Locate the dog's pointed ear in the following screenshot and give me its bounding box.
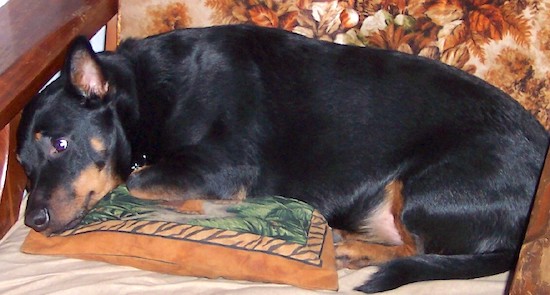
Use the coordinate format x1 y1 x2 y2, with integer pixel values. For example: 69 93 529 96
64 36 109 100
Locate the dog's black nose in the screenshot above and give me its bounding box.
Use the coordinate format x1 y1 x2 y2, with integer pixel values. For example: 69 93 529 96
25 208 50 232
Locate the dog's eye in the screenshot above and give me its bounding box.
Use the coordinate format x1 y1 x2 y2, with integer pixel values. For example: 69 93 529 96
51 138 69 153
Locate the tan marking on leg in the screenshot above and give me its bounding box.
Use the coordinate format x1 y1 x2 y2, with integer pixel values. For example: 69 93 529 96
127 166 182 200
129 186 203 201
205 187 248 205
335 180 419 269
388 181 418 254
162 199 205 214
90 137 106 153
355 181 404 245
232 186 247 200
130 188 175 200
129 186 243 202
128 167 248 202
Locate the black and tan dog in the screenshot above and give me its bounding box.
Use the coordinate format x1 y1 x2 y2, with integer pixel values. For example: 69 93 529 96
17 25 548 292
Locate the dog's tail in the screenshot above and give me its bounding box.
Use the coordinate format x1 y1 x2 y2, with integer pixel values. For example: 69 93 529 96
356 251 515 293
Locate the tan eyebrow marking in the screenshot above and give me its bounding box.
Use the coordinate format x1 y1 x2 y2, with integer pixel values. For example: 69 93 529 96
90 137 106 153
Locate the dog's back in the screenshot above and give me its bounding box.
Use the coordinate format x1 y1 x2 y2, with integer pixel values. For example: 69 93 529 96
118 25 546 211
18 25 549 292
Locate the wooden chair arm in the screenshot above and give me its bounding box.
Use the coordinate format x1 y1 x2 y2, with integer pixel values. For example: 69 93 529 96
509 147 550 294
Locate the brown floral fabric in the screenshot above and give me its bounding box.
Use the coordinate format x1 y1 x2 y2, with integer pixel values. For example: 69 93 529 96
119 0 550 129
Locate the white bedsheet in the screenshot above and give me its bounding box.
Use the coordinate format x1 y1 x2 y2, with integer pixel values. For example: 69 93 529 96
0 201 508 295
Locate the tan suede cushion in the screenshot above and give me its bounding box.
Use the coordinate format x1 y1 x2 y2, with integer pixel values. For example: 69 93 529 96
21 187 338 290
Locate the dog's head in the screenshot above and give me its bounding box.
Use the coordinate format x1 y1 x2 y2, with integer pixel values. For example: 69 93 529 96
17 37 135 235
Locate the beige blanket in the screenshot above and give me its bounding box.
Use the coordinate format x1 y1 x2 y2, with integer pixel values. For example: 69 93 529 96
0 200 508 295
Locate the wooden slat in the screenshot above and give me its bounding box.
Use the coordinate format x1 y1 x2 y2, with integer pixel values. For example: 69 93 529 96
0 116 25 239
105 15 120 51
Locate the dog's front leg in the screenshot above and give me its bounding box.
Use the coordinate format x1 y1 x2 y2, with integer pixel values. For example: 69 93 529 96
125 150 257 202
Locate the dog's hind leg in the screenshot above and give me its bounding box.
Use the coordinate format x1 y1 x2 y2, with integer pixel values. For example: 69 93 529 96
354 140 542 293
350 178 521 293
334 181 420 269
334 233 419 269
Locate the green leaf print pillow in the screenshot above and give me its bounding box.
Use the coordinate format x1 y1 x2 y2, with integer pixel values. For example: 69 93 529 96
21 186 338 291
